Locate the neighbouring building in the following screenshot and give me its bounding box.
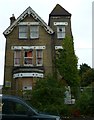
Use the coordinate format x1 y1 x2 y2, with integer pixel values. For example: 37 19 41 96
3 4 72 93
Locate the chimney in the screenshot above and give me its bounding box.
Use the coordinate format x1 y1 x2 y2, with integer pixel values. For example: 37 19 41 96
10 14 16 25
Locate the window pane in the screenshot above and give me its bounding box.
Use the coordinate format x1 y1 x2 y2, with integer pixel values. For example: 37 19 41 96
14 58 20 65
58 32 65 38
57 26 65 39
14 51 21 58
30 26 39 39
2 100 28 115
24 51 33 66
24 58 33 64
37 50 42 58
19 26 27 32
14 51 21 66
19 33 27 39
19 26 28 39
37 58 42 65
36 50 43 66
30 32 39 38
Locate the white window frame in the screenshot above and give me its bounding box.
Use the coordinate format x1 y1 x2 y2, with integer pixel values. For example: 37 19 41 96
14 51 21 66
24 50 33 66
30 25 39 39
36 50 43 66
57 26 65 39
19 25 28 39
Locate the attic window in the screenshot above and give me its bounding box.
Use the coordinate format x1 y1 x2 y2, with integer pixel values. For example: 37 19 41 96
30 26 39 39
57 26 65 39
18 23 39 39
19 25 28 39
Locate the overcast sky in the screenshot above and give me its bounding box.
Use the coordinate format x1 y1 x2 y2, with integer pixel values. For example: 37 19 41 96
0 0 93 85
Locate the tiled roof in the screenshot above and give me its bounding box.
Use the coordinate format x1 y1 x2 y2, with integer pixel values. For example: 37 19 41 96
49 4 71 16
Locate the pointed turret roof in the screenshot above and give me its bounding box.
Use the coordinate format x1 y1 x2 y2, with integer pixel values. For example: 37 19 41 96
49 4 71 16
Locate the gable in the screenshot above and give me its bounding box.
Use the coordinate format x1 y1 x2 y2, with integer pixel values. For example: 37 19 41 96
3 6 54 36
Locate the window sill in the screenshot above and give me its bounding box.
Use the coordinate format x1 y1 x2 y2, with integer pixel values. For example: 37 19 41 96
57 38 65 40
36 64 43 66
24 64 33 67
30 38 39 40
14 65 20 67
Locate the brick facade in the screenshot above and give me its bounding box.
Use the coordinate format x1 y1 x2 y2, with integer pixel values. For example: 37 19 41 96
3 4 72 92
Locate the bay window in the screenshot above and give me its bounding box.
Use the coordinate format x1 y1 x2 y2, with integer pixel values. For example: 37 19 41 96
13 47 44 67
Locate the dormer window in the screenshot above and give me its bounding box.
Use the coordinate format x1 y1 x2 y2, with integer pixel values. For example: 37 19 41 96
57 26 65 39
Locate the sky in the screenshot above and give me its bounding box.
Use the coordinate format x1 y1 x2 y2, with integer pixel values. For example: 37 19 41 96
0 0 93 85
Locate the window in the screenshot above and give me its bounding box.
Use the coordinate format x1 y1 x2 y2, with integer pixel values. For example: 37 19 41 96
36 50 43 66
5 81 11 87
30 26 39 39
57 26 65 39
19 25 28 39
2 100 28 115
24 50 33 66
14 51 21 66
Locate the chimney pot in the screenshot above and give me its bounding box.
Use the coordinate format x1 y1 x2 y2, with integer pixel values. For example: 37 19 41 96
10 14 16 25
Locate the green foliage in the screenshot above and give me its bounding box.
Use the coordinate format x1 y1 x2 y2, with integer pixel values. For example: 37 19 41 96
56 36 79 87
75 87 93 115
81 69 94 86
79 64 94 86
55 36 80 99
79 63 91 77
31 76 66 115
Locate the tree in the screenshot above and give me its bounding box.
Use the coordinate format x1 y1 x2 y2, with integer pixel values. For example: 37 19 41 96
81 69 94 86
31 76 66 115
75 87 93 115
79 63 91 79
55 36 80 99
56 36 80 88
79 64 94 86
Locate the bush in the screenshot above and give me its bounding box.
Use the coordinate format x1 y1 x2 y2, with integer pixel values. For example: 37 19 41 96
30 76 66 115
74 87 93 115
